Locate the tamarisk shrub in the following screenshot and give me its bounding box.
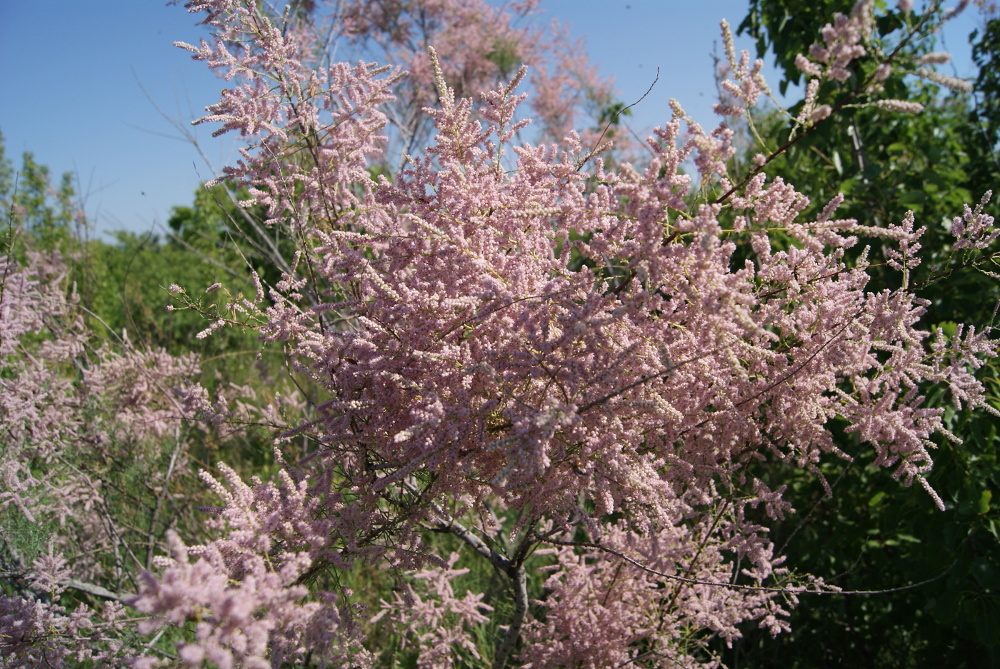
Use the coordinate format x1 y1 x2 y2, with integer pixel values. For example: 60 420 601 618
129 0 998 666
0 242 312 666
260 0 624 170
334 0 622 165
0 251 203 665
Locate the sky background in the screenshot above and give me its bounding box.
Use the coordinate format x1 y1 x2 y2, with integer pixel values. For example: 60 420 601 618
0 1 987 238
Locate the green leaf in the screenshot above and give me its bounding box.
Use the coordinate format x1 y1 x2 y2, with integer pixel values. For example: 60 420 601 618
897 190 929 206
934 589 962 624
972 597 1000 647
979 489 993 515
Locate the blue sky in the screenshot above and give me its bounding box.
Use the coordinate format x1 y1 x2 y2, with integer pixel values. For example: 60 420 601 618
0 1 985 237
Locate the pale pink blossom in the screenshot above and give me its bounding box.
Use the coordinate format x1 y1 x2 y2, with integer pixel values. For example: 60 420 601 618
876 99 925 113
951 190 997 250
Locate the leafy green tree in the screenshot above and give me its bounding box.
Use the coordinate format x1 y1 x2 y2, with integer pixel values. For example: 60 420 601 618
166 182 297 294
968 15 1000 206
0 129 79 255
713 2 1000 667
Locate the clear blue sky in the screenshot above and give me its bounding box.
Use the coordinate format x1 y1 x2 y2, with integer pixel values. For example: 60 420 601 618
0 1 984 237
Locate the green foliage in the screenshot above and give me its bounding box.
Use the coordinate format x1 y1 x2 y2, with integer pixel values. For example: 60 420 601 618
741 1 913 93
81 229 256 353
972 17 1000 143
968 16 1000 211
0 506 57 569
168 182 299 292
712 3 1000 667
486 36 522 79
0 127 306 482
727 413 1000 668
0 129 78 254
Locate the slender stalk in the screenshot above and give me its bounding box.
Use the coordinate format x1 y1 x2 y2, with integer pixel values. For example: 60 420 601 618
492 562 528 669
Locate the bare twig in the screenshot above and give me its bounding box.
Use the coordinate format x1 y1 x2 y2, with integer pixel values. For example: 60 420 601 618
541 536 952 596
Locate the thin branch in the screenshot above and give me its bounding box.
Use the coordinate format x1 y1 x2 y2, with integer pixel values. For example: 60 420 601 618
63 579 134 603
577 68 660 170
541 536 952 596
430 516 510 572
492 561 528 669
578 348 717 415
1 173 21 305
146 426 184 570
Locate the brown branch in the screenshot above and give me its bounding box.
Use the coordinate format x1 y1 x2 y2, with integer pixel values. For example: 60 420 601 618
577 68 660 170
541 536 952 596
64 579 134 603
578 348 717 415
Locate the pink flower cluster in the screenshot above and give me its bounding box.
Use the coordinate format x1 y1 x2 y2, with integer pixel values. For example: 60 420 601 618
128 462 373 667
0 594 134 667
1 254 198 563
951 190 998 250
714 20 768 119
795 0 875 82
371 552 493 667
0 253 204 664
337 0 620 159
